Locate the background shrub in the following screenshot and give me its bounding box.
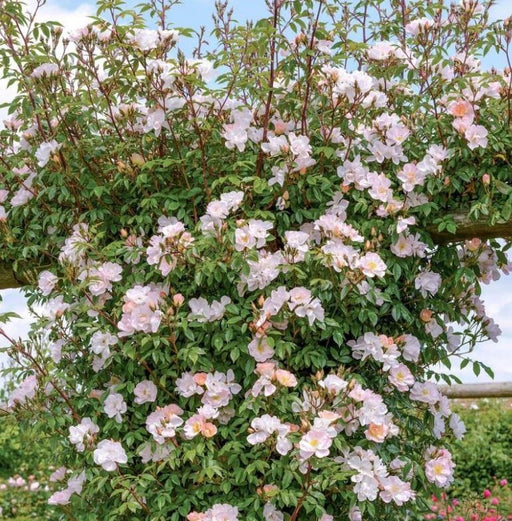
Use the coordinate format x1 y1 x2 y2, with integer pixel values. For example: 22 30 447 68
450 399 512 497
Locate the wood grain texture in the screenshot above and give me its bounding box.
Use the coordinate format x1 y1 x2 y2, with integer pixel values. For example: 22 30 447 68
427 213 512 244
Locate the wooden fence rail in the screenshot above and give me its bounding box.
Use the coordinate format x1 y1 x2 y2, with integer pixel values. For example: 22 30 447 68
439 382 512 399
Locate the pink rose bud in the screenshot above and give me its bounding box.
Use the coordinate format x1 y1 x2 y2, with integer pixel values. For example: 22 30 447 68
262 484 279 495
420 309 433 322
491 497 499 505
483 489 492 498
187 513 205 521
466 238 481 252
130 153 145 166
173 293 185 307
500 479 508 486
482 173 491 185
193 373 208 386
201 423 217 438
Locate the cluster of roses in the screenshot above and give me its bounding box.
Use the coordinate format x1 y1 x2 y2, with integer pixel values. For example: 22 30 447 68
425 479 512 521
6 134 510 518
2 0 512 519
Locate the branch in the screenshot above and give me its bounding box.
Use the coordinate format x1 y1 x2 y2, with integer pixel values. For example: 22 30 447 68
428 212 512 245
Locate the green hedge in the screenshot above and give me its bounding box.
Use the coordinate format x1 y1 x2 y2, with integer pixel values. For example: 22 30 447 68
450 399 512 496
0 414 59 520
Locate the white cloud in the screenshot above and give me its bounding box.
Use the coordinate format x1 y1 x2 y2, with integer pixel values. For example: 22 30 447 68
26 1 95 29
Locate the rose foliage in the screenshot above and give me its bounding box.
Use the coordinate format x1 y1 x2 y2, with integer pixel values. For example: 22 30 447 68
1 0 512 519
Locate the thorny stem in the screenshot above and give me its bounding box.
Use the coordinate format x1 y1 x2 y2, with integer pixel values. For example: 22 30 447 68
255 0 281 178
115 467 151 514
289 463 313 521
300 0 325 134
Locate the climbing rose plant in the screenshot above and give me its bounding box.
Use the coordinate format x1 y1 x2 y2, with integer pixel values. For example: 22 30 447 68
1 0 512 519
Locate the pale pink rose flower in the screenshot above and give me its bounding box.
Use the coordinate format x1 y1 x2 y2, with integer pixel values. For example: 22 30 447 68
134 380 158 404
93 440 128 471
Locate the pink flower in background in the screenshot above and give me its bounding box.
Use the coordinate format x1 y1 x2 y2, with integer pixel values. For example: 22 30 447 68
176 372 204 398
388 364 415 391
247 415 292 455
263 502 284 521
90 331 118 357
146 404 184 444
31 63 59 79
380 476 415 505
274 369 297 388
35 140 61 167
410 382 440 405
68 417 99 452
449 413 466 439
8 375 38 408
299 428 334 459
48 489 72 505
88 262 123 296
49 467 67 482
399 334 421 362
103 393 127 423
118 284 166 336
248 334 275 362
415 271 442 297
465 124 488 150
358 252 387 278
134 380 158 404
183 414 217 439
319 374 348 395
93 440 128 471
187 513 206 521
188 296 231 323
425 448 455 488
448 99 474 120
38 270 58 296
203 503 239 521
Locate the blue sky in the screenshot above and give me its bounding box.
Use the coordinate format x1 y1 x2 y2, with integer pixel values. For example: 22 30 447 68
1 0 512 384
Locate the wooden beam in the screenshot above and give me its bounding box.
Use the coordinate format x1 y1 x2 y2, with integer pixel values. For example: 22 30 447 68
0 261 42 291
0 263 24 291
428 213 512 245
0 213 510 290
439 382 512 399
